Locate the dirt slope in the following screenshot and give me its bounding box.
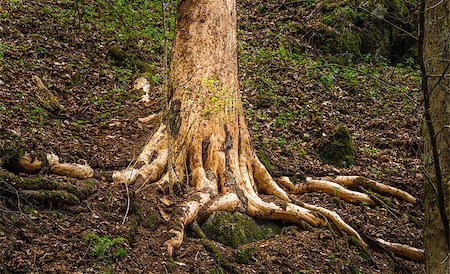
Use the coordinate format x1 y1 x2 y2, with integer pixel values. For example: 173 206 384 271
1 0 423 273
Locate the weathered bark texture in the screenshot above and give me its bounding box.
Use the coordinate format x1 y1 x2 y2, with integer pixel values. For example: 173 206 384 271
112 0 422 260
420 0 450 273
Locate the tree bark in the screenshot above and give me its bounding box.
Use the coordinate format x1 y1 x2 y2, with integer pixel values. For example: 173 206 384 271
420 0 450 273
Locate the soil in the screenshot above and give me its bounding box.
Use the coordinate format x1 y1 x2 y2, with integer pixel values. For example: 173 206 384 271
1 0 424 273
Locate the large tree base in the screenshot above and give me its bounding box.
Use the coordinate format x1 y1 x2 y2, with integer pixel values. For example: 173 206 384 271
111 120 423 261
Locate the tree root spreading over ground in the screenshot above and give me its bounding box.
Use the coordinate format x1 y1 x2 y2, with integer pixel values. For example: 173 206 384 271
2 106 423 263
108 121 423 261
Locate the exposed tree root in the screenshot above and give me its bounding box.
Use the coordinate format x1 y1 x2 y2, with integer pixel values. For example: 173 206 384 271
0 169 97 206
374 238 424 262
12 152 94 179
276 176 375 206
32 75 63 112
1 151 96 207
46 153 94 179
330 176 417 204
113 125 167 185
138 113 161 124
113 123 423 262
276 176 417 205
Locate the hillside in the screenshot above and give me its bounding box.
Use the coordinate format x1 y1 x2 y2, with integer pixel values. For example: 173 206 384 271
0 0 424 273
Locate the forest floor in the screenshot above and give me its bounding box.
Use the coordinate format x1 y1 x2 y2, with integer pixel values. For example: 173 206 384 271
0 0 424 273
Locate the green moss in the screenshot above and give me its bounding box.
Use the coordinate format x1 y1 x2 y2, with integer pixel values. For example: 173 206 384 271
256 150 272 173
65 179 97 199
131 200 142 217
201 211 274 248
142 214 159 230
190 221 231 270
319 29 362 58
84 179 96 192
318 125 355 168
42 190 80 205
127 214 140 240
166 256 177 272
82 232 128 264
389 0 410 18
312 0 418 62
340 32 361 56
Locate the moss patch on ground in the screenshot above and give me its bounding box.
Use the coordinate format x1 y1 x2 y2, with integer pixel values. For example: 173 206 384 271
201 211 276 248
318 125 355 168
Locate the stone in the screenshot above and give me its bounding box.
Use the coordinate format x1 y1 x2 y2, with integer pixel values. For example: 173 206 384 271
201 211 279 248
317 125 355 168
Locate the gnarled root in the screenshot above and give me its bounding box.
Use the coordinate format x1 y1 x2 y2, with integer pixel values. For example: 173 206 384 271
114 123 422 262
276 176 376 206
330 176 417 204
276 175 417 206
113 124 168 185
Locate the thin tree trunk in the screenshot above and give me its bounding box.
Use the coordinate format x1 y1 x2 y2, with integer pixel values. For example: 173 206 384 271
420 0 450 273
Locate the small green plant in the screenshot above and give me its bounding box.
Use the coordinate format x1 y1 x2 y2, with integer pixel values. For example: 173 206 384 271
326 252 335 263
235 248 256 264
350 265 362 274
25 105 48 124
277 137 287 146
200 77 236 113
0 42 8 59
98 111 111 120
36 46 47 54
322 14 334 25
82 232 128 263
358 250 373 264
89 96 105 104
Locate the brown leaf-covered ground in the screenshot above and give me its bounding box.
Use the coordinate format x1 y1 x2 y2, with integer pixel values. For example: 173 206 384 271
1 0 424 273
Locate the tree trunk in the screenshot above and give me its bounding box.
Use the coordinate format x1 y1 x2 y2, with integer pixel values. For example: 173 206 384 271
420 0 450 273
110 0 421 259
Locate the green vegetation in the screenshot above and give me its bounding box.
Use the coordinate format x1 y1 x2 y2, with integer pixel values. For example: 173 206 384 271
235 248 257 264
82 232 128 263
200 77 236 113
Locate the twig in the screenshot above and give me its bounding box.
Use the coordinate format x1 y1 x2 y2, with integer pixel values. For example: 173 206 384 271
122 158 136 224
314 63 418 103
122 181 130 225
33 251 38 273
